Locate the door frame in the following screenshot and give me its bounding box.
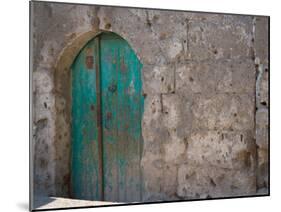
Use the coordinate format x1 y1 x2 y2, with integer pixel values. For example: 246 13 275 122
54 30 144 198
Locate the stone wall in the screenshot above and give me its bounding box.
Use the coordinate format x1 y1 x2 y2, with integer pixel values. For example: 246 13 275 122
31 1 269 201
254 17 269 194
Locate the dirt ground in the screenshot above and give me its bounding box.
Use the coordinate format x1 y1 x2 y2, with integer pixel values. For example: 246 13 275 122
33 196 122 210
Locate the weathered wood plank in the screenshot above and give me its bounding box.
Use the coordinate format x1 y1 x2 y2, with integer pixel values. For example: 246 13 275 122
100 33 119 202
100 33 143 202
71 38 100 200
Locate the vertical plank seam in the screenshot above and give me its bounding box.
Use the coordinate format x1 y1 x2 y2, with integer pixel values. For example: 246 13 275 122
95 36 104 201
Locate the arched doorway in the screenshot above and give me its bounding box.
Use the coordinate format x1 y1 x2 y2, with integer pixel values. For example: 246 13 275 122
71 32 144 202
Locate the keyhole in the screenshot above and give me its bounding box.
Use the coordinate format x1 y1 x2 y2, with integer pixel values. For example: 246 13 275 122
108 84 117 93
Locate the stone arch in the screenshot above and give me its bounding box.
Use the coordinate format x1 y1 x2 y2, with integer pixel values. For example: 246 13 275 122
53 29 144 196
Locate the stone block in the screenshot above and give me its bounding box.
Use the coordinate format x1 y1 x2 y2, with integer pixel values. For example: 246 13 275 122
162 164 178 198
33 120 56 196
142 158 179 201
33 92 55 123
192 94 255 130
216 59 255 94
33 70 54 94
143 95 192 165
143 65 175 94
254 17 269 64
142 95 167 147
146 10 190 60
142 95 170 159
162 94 181 129
163 134 186 164
177 162 256 199
175 62 216 94
256 128 268 150
188 15 253 60
216 94 255 130
176 59 255 95
186 131 256 170
162 94 193 138
256 108 269 149
257 148 269 189
257 65 269 107
143 95 162 124
192 94 217 129
141 160 163 201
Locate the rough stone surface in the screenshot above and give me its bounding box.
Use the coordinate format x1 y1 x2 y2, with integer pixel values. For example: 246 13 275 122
186 131 256 170
254 17 269 65
31 1 269 206
187 15 253 61
254 16 269 193
256 109 268 149
177 162 256 199
143 65 175 94
192 94 255 131
257 148 269 189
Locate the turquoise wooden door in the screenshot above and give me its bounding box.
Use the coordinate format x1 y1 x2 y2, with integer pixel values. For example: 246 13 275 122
71 32 144 202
